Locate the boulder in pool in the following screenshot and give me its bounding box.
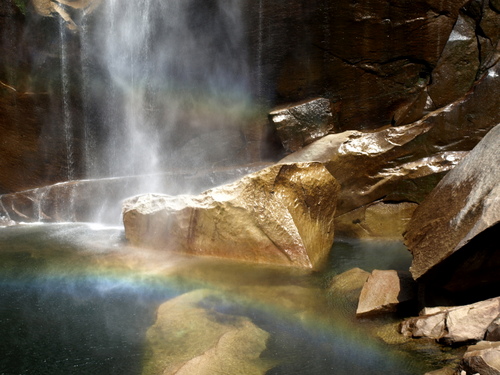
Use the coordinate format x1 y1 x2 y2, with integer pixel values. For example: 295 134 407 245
122 162 340 270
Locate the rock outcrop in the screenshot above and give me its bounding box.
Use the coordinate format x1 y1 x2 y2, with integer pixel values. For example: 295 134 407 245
356 270 417 317
123 163 340 269
404 123 500 297
269 98 335 153
401 297 500 344
143 289 273 375
461 341 500 375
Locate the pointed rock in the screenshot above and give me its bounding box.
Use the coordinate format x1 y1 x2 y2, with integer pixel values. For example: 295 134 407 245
356 269 417 318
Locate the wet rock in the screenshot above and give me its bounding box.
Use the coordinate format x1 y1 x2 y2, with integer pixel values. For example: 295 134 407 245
122 163 340 270
280 57 500 220
0 164 271 224
427 14 479 108
404 123 500 296
461 341 500 375
253 0 469 130
280 122 468 217
143 289 273 375
334 201 417 240
401 297 500 344
356 270 417 318
269 98 335 153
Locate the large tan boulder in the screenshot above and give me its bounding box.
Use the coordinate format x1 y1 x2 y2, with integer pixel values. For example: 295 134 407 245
404 123 500 295
122 163 340 270
143 289 273 375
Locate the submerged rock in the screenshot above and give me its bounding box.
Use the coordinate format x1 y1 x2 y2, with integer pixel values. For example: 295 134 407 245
401 297 500 344
404 123 500 296
122 163 340 270
461 341 500 375
356 270 417 318
269 98 335 153
143 289 273 375
328 268 370 312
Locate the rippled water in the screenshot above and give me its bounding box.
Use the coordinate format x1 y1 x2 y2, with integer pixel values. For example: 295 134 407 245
0 224 449 375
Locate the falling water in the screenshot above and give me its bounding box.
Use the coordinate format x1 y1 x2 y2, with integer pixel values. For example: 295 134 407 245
79 0 253 192
59 22 75 181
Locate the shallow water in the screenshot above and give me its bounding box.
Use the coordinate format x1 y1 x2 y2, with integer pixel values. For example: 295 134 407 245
0 224 450 374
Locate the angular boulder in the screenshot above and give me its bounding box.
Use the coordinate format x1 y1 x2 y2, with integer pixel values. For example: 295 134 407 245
122 162 340 270
404 123 500 296
269 98 335 153
356 270 417 318
143 289 273 375
461 341 500 375
401 297 500 344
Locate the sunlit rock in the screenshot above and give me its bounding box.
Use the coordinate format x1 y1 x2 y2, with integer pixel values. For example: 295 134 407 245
461 341 500 375
401 297 500 344
269 98 335 153
143 289 273 375
356 270 417 318
404 124 500 296
123 163 340 270
280 122 467 217
334 201 417 240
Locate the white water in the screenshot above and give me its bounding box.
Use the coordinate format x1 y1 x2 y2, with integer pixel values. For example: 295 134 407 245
79 0 252 185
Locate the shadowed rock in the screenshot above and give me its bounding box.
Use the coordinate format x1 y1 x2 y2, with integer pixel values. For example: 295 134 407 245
404 123 500 296
122 163 340 270
143 289 273 375
356 269 417 317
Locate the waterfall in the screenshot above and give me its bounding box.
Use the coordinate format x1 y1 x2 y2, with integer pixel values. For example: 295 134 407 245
80 0 251 179
69 0 253 222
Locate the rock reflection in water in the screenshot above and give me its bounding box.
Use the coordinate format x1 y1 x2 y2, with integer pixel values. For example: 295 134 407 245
0 224 431 375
